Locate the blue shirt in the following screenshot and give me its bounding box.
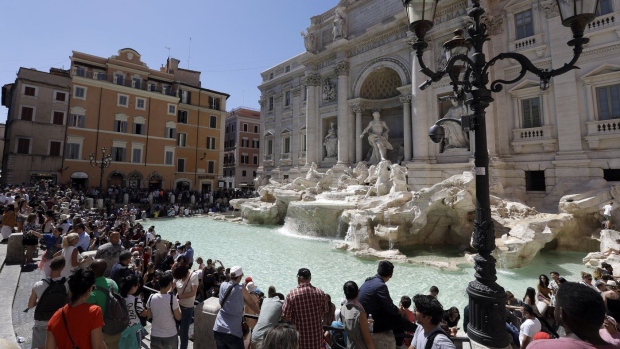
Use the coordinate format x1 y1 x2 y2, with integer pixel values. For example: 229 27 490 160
213 281 244 338
184 247 194 264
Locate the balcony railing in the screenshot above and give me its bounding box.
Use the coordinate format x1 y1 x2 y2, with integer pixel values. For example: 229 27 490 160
585 118 620 149
511 125 555 153
72 67 177 96
587 14 615 31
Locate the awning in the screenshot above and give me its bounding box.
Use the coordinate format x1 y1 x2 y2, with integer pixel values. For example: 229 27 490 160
71 172 88 179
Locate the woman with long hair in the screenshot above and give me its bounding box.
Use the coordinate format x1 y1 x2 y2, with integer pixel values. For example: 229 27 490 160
45 268 106 349
537 274 553 316
523 287 541 317
16 198 31 233
23 213 41 264
0 205 16 240
119 274 147 349
172 264 199 349
54 233 84 279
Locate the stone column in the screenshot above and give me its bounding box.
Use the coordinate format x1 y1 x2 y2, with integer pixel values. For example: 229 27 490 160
401 95 412 161
335 61 350 165
410 42 430 161
303 73 321 166
353 106 363 163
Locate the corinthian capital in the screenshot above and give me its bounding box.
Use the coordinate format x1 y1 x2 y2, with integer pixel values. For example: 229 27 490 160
335 61 349 76
399 95 412 104
302 73 321 86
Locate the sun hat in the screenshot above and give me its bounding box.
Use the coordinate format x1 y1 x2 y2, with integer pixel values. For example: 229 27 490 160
607 280 618 287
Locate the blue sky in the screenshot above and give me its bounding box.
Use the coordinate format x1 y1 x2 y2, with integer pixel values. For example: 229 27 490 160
0 0 338 122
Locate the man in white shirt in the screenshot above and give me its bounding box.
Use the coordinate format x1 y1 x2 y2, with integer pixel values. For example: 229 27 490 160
519 304 541 349
410 294 455 349
603 202 613 229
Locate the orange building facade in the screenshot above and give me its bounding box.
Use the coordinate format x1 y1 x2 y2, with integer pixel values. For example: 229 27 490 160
61 48 228 192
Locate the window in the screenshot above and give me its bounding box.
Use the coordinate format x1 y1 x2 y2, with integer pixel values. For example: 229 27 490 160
206 137 216 150
253 171 257 178
54 91 66 102
132 77 141 89
114 120 128 133
226 126 230 134
525 170 546 191
132 148 142 163
74 86 86 99
75 67 86 77
165 126 176 139
231 124 235 132
168 104 177 115
242 139 249 147
177 133 187 147
597 0 613 15
24 86 36 97
597 84 620 120
115 74 124 86
285 91 291 106
178 110 188 124
254 125 259 133
133 123 145 135
604 169 620 181
285 66 290 73
242 170 247 177
95 71 106 80
267 139 273 155
70 114 85 128
181 90 191 104
177 158 186 172
20 106 34 121
16 138 30 154
521 98 541 128
209 96 220 110
149 83 157 91
243 123 248 132
515 10 534 39
301 134 307 151
111 147 126 162
208 161 215 174
65 143 81 159
163 85 171 95
269 73 274 80
118 94 128 107
268 97 274 111
165 150 174 165
49 141 62 156
210 115 217 128
52 111 64 125
283 136 291 153
253 155 258 164
241 155 249 164
136 98 146 110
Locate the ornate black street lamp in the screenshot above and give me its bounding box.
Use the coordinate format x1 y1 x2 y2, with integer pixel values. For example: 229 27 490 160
89 147 112 198
402 0 598 346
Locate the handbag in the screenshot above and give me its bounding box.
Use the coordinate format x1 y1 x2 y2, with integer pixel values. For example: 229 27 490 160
22 231 39 246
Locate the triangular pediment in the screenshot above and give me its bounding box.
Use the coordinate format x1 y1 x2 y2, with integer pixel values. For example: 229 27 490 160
280 128 292 134
509 79 540 92
581 64 620 79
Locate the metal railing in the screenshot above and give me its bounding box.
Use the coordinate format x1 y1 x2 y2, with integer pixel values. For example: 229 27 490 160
72 67 178 96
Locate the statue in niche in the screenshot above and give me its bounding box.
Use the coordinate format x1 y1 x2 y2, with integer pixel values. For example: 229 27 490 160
439 96 470 151
301 29 315 52
360 111 393 164
322 78 337 101
323 122 338 159
333 5 346 40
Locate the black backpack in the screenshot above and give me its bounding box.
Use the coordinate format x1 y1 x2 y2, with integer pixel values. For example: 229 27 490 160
34 277 68 321
425 329 450 349
94 284 130 335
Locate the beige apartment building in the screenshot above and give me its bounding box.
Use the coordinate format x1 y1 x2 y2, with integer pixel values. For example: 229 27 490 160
1 68 71 185
62 48 228 191
223 107 261 189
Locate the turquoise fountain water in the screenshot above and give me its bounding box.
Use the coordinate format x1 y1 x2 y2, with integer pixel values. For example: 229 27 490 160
152 217 587 312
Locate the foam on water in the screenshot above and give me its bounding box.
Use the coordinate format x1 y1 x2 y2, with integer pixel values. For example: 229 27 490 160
153 217 588 311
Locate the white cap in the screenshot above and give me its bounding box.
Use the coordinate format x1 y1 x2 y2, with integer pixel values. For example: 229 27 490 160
246 282 257 293
230 266 243 278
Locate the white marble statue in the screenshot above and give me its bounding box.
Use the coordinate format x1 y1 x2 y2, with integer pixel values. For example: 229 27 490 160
333 5 346 40
366 160 392 197
440 97 470 151
324 122 338 159
323 78 337 101
360 111 393 164
301 29 315 52
389 164 408 194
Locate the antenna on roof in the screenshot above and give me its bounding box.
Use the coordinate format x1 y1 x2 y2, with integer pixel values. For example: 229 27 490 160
165 47 171 73
187 37 192 69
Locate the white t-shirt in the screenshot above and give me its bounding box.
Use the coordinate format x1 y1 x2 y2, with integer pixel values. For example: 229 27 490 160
603 204 613 216
33 276 68 326
519 317 541 344
125 295 145 326
411 325 455 349
147 293 179 338
175 271 199 308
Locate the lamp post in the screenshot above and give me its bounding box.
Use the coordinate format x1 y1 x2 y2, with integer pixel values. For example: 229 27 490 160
89 147 112 198
402 0 598 347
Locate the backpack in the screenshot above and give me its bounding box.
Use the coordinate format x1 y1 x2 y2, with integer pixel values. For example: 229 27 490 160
425 329 450 349
95 284 130 335
34 278 68 321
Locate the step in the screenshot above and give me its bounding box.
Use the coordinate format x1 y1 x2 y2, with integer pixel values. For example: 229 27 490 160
0 262 20 343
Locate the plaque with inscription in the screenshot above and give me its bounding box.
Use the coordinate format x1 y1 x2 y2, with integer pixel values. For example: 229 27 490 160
348 0 403 37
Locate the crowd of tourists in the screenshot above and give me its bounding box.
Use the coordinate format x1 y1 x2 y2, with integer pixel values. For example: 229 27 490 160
1 181 620 349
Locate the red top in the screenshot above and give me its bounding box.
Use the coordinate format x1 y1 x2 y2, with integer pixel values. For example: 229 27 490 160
47 303 104 349
282 283 328 349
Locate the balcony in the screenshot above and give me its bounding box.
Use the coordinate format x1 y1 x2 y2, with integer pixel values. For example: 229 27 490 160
511 125 556 153
509 33 547 59
263 154 274 167
586 13 615 32
71 67 177 96
585 118 620 149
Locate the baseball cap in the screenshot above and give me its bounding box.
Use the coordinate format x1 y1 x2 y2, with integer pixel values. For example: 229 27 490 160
230 266 243 278
245 276 253 284
246 282 257 293
297 268 311 279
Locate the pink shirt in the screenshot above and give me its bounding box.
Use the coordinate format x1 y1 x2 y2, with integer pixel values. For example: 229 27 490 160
527 337 617 349
599 329 620 346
